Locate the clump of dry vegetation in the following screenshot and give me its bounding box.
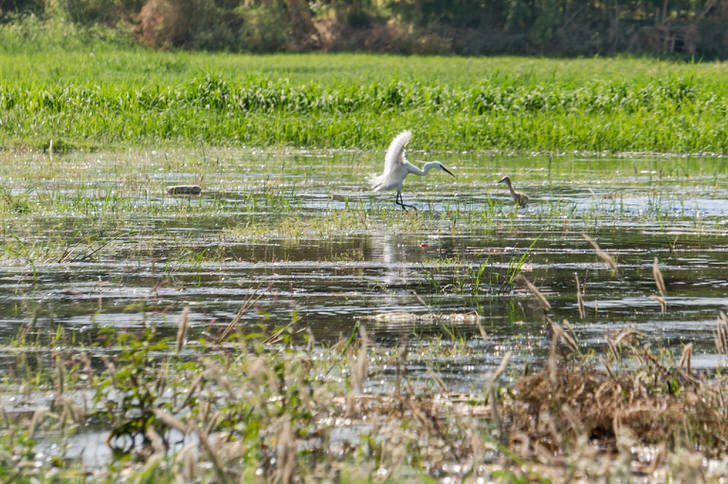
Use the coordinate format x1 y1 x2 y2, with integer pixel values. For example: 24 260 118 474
3 314 728 482
510 328 728 478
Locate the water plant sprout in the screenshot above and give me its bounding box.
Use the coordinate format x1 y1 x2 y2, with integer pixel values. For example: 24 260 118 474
369 130 455 210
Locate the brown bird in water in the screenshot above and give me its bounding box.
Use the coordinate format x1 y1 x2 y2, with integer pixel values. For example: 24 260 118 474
498 176 529 207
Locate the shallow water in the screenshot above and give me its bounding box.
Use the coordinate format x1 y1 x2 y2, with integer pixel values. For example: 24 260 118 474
2 148 728 396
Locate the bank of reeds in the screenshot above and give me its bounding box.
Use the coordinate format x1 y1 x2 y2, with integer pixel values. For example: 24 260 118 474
3 316 728 482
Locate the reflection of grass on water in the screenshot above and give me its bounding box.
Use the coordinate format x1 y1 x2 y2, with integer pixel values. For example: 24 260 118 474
3 314 728 481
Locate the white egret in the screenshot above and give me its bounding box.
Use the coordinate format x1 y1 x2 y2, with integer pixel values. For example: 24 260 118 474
369 130 455 210
498 176 529 207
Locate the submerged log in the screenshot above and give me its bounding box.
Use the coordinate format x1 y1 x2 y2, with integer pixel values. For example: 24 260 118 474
166 185 202 195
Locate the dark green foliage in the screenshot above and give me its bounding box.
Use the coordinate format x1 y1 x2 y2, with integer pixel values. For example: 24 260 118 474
94 329 174 452
3 0 728 56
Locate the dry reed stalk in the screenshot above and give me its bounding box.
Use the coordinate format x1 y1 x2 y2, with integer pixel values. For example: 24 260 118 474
427 368 448 393
719 311 728 349
562 319 579 351
217 282 268 344
613 329 645 346
606 336 620 361
582 233 618 274
650 295 667 313
411 290 429 308
28 407 49 436
491 351 512 382
601 357 617 379
175 442 197 482
80 351 92 374
264 320 307 345
487 351 512 442
55 354 65 395
644 442 667 476
515 275 551 311
351 324 368 393
549 319 578 352
193 424 230 484
347 324 369 416
58 396 81 423
561 402 587 440
202 359 236 400
145 426 166 454
547 332 559 385
179 373 204 411
679 343 693 375
473 311 488 339
715 313 728 354
154 408 188 434
575 273 585 319
652 257 666 296
275 418 296 484
204 411 221 437
306 327 315 351
394 342 409 399
176 306 189 354
102 357 118 386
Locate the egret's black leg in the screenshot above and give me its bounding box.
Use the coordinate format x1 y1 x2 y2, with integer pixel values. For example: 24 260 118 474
395 191 417 211
395 191 407 210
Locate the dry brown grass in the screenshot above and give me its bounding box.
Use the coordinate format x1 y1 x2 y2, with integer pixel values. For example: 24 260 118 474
653 257 667 296
582 233 618 275
575 273 586 319
509 334 728 463
7 316 728 482
515 274 551 311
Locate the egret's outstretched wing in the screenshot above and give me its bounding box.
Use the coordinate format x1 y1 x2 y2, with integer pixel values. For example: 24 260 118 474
369 129 412 191
383 130 412 176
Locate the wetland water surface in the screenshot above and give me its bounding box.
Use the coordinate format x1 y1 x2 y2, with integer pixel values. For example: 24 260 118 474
2 148 728 392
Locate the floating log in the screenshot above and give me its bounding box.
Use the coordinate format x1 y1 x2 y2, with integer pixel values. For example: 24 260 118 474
362 311 479 324
166 185 202 195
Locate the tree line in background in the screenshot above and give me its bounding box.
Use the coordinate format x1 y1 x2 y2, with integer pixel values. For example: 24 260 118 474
2 0 728 57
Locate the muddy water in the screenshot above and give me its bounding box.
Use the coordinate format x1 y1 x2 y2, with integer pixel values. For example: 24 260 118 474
1 149 728 392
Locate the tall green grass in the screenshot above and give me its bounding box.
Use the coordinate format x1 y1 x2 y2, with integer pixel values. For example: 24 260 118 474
2 31 728 152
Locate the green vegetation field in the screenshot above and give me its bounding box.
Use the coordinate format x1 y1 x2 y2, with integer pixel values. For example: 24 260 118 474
2 22 728 153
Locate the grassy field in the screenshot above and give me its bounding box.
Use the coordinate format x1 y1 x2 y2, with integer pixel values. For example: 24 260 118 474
3 21 728 153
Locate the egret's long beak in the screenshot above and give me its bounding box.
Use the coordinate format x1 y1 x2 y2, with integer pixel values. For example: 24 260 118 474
442 166 455 178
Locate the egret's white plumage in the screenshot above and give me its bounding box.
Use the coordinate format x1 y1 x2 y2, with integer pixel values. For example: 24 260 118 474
369 130 454 210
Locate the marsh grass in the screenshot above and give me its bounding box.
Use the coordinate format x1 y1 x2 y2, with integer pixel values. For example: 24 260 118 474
3 312 728 482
